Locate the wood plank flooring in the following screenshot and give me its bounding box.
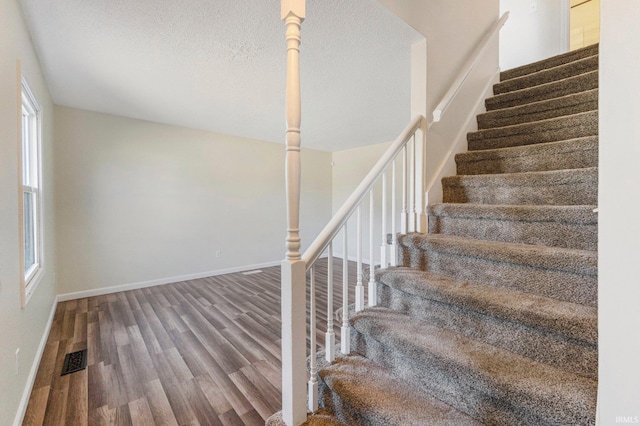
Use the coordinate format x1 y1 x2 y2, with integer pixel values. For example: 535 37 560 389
23 258 361 425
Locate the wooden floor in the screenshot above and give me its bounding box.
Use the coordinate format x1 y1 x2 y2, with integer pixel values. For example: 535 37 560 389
23 258 360 425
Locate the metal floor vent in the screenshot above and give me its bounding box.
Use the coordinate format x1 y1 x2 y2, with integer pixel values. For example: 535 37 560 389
242 270 263 275
61 349 87 376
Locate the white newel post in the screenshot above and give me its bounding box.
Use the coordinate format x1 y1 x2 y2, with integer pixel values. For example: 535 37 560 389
281 1 307 425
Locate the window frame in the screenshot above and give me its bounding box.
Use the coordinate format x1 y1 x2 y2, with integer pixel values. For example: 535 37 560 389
20 77 44 306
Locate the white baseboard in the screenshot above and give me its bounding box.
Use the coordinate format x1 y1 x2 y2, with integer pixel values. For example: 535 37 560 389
13 295 59 426
57 260 282 302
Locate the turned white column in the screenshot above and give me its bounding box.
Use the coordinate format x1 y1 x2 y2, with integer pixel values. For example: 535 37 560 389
280 1 307 425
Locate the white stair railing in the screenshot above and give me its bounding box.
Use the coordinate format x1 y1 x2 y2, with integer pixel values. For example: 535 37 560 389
279 2 507 423
295 114 424 418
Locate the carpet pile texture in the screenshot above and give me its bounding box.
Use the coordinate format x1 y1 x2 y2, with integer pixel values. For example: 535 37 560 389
269 43 598 425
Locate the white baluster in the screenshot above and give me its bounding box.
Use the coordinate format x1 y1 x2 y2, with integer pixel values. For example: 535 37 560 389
390 158 398 266
356 207 364 312
380 172 388 269
308 267 318 412
280 1 306 424
401 146 408 234
341 224 350 354
412 134 418 231
325 244 335 362
408 136 414 232
368 190 376 307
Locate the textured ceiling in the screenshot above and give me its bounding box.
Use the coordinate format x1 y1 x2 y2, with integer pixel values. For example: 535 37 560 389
19 0 421 151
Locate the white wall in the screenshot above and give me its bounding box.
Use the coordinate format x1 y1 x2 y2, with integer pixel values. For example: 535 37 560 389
54 107 332 295
378 0 500 204
500 0 568 70
0 0 58 423
331 141 399 263
598 1 640 421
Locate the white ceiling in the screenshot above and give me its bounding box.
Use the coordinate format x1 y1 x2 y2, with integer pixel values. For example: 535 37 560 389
19 0 422 152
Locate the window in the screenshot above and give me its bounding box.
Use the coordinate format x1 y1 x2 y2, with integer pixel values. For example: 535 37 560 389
21 78 43 305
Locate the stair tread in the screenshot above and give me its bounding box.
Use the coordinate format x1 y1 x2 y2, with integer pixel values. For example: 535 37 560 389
456 136 598 176
305 410 344 426
428 202 597 250
350 308 597 425
470 110 596 139
458 136 598 164
467 110 598 150
266 410 344 426
319 354 480 425
442 167 597 206
429 203 597 224
444 166 597 188
377 267 597 345
494 55 598 95
399 232 597 276
501 44 598 81
477 89 598 130
486 70 598 111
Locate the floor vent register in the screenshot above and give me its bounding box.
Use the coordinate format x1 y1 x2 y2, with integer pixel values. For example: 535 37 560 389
60 349 88 376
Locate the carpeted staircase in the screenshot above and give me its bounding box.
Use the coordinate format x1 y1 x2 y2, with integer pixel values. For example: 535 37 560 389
306 44 599 425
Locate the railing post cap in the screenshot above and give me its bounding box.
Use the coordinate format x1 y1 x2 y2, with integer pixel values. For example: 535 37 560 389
281 0 305 20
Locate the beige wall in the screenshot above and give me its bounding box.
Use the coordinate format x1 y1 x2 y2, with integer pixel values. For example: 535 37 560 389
500 0 568 70
379 0 500 204
598 0 640 420
54 107 332 295
331 141 395 261
0 0 58 423
570 0 599 51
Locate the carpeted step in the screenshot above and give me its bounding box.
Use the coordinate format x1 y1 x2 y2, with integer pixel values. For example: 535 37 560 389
468 110 597 151
477 89 597 130
456 136 598 176
442 167 598 206
265 409 344 426
303 410 344 426
494 55 598 95
350 308 597 425
428 203 597 250
485 70 598 111
376 267 597 379
317 354 480 425
398 233 597 306
500 44 598 81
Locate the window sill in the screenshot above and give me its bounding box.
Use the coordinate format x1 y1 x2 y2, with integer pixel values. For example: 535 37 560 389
23 267 44 307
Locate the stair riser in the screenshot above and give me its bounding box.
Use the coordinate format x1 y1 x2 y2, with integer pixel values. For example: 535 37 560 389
468 112 598 151
486 71 598 111
501 44 598 81
456 138 598 175
442 175 598 206
318 381 370 426
398 246 596 305
494 56 598 95
477 92 597 130
377 283 597 380
428 213 597 250
350 330 549 426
